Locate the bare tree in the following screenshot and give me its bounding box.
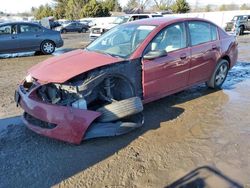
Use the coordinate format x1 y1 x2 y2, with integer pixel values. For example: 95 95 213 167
153 0 174 10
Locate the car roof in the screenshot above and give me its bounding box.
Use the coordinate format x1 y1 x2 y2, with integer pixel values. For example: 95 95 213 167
0 21 40 26
125 14 161 16
234 15 249 17
123 17 215 26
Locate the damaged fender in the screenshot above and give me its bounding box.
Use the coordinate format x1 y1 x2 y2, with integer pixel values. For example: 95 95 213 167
17 85 101 144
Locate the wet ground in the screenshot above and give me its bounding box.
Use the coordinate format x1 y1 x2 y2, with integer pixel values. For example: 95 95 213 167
0 33 250 188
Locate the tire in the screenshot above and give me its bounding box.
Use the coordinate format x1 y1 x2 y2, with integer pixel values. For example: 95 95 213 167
40 40 55 55
206 59 229 89
97 97 143 123
81 28 87 33
239 26 244 36
34 51 43 55
61 29 67 34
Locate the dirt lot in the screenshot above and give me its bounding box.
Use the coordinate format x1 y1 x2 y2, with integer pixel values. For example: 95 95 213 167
0 33 250 188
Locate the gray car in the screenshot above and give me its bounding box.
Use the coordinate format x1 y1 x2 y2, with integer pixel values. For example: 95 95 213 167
55 22 89 33
0 22 63 55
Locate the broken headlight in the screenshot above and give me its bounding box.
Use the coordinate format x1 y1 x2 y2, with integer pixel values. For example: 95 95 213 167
25 74 34 83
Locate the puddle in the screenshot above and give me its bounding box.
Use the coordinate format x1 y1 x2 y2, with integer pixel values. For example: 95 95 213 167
0 48 76 59
223 62 250 90
0 116 22 132
0 52 35 59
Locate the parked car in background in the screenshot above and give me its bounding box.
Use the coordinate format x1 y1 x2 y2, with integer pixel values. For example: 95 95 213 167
0 22 63 55
79 18 96 27
15 17 238 144
55 22 89 33
225 15 250 35
89 14 163 41
49 21 61 30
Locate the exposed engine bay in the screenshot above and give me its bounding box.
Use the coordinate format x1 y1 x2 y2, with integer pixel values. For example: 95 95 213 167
36 60 143 111
19 61 144 141
37 74 134 111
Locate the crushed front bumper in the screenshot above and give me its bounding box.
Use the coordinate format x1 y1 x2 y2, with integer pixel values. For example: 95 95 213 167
15 83 101 144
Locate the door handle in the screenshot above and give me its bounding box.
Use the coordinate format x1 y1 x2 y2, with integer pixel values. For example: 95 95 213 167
35 34 41 37
180 53 187 60
11 36 17 39
212 44 218 50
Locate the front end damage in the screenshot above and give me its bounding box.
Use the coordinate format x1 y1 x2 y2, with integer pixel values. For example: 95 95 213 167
15 61 143 144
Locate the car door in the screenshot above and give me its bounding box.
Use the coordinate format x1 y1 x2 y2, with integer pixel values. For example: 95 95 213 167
142 22 191 101
0 24 19 53
187 21 221 85
17 23 44 50
247 16 250 30
76 23 82 32
67 23 76 32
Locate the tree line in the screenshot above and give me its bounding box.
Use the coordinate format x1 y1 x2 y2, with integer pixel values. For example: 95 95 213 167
193 2 250 12
32 0 191 20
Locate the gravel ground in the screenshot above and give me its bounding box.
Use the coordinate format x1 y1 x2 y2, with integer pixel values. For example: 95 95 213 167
0 32 250 188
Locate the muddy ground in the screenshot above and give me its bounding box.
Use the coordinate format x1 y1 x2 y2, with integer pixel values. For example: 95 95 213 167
0 33 250 188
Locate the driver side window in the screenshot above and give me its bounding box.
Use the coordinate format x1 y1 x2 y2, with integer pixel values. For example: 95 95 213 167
0 25 12 35
148 23 187 53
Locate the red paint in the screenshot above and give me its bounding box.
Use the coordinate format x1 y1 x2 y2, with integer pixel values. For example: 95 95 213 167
29 49 122 84
18 85 101 144
17 17 238 143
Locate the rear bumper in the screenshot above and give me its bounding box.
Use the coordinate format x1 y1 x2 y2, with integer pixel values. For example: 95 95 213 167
56 39 64 48
89 33 101 41
15 84 101 144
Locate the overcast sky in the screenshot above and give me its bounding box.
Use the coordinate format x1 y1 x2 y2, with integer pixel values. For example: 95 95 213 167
0 0 250 13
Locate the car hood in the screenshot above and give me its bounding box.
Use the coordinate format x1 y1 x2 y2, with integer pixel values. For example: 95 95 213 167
105 23 118 29
55 26 62 29
28 49 122 84
91 23 117 29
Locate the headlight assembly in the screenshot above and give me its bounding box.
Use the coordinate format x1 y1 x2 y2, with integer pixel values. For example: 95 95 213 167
25 74 34 83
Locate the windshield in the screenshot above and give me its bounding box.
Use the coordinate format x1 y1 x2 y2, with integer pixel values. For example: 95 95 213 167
152 15 163 17
232 16 243 21
113 16 129 24
86 24 156 58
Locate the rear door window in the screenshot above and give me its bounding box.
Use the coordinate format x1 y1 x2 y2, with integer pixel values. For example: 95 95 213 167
0 25 11 35
188 21 217 46
20 24 42 33
138 15 149 19
211 25 218 41
152 15 163 18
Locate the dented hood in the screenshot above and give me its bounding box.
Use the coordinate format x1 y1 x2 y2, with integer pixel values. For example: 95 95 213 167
29 49 122 83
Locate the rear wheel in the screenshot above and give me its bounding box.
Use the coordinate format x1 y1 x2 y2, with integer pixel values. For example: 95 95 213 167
41 41 55 55
61 29 67 34
206 59 229 89
238 26 244 36
81 28 87 33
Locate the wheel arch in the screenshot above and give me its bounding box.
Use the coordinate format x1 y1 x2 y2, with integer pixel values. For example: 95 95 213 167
219 55 231 68
71 59 143 101
239 24 245 29
41 39 56 48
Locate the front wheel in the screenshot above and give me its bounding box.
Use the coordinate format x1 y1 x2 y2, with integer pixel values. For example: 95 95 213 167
41 41 55 55
238 26 244 36
97 97 143 122
81 28 87 33
206 59 229 89
61 29 67 34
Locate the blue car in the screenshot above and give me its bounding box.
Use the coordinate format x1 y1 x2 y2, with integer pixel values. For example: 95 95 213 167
0 22 64 55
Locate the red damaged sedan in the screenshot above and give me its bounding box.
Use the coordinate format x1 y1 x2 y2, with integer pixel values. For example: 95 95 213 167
15 17 238 144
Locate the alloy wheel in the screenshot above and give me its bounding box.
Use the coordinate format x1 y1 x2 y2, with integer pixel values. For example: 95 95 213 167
43 42 55 54
215 63 228 86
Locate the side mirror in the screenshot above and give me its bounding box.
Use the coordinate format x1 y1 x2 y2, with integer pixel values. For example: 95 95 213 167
143 50 167 60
